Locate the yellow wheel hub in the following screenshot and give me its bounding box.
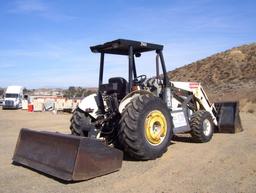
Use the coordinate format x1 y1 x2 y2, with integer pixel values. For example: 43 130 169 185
144 110 167 145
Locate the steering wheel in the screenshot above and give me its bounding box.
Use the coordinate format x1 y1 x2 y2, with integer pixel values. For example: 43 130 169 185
133 75 147 84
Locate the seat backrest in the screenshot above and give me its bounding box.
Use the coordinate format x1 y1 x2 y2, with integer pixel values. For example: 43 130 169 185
108 77 127 99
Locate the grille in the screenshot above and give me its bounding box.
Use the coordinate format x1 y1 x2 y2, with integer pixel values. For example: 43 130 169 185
5 100 14 107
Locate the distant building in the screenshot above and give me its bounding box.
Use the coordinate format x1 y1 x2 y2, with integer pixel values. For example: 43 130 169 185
31 88 64 96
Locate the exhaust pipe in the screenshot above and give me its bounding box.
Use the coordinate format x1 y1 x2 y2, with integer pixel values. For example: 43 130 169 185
12 128 123 181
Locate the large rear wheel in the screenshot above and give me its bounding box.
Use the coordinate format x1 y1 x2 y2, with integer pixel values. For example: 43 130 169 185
118 95 172 160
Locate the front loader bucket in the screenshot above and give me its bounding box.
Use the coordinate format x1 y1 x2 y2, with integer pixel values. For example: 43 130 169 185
215 101 243 133
12 128 123 181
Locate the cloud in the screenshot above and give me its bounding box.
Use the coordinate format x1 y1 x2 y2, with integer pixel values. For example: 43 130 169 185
0 37 96 67
0 64 17 69
9 0 47 13
8 0 76 21
0 37 100 88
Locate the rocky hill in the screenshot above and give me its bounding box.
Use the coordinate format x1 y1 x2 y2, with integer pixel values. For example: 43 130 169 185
168 43 256 110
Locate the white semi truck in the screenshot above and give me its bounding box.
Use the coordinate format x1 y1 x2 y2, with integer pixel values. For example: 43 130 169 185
2 86 24 109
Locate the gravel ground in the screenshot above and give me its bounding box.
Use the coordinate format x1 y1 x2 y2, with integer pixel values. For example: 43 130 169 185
0 109 255 193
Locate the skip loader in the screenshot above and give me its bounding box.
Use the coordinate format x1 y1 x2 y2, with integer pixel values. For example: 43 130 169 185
13 39 242 181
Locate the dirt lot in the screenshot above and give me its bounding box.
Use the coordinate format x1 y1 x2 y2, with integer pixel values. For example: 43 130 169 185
0 109 255 193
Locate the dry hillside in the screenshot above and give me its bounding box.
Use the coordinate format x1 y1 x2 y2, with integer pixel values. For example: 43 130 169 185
168 43 256 111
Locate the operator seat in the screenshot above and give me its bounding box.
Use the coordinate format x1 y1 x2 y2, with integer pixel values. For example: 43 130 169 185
108 77 127 100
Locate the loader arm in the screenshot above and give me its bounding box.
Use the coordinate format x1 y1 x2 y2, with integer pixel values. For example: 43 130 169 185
171 81 218 126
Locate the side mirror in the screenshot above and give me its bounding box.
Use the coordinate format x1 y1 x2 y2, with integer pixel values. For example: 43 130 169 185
135 53 141 57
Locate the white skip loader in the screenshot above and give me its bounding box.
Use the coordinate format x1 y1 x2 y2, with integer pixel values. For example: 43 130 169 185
12 39 242 181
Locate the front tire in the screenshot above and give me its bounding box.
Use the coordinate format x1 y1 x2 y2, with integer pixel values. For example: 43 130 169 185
118 95 172 160
190 110 214 143
70 108 93 137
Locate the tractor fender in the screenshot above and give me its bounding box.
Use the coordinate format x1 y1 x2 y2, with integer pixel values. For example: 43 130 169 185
119 90 154 113
78 93 99 119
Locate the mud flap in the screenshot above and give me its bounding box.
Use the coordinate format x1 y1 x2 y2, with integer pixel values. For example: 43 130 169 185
12 128 123 181
215 101 243 133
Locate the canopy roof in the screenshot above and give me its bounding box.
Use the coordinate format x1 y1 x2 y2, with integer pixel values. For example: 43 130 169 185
90 39 163 55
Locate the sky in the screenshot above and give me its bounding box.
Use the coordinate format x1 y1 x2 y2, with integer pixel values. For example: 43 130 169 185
0 0 255 88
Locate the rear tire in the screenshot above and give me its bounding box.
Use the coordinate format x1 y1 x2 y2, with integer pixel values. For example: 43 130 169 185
190 110 214 143
118 95 172 160
70 108 92 137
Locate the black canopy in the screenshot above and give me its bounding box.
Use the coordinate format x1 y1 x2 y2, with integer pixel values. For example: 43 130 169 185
90 39 163 55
